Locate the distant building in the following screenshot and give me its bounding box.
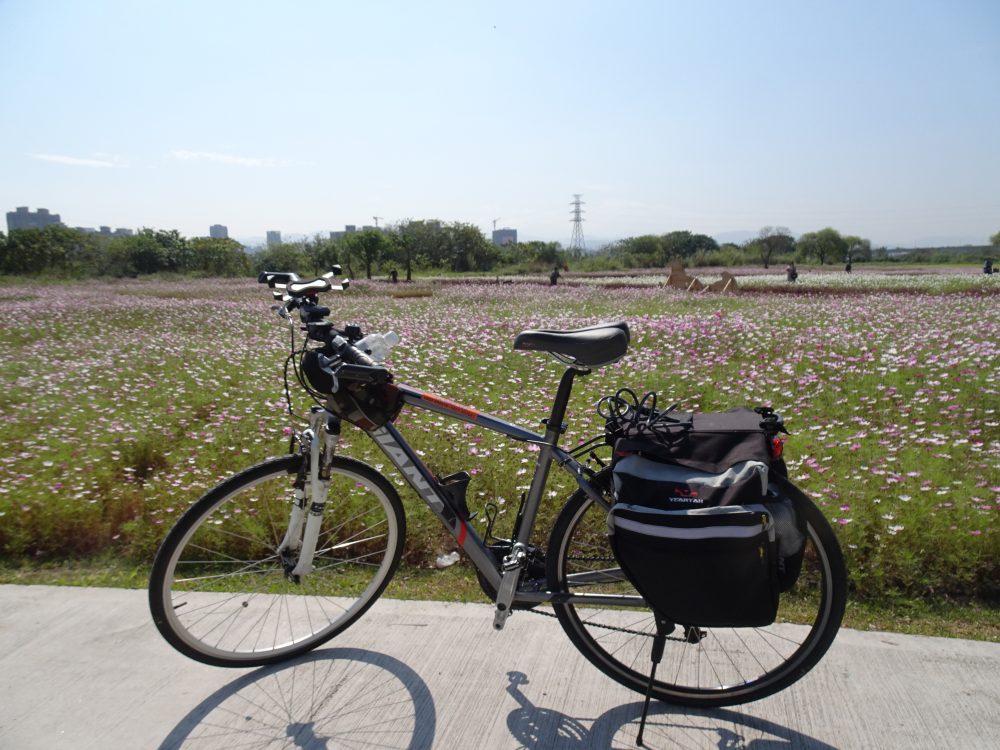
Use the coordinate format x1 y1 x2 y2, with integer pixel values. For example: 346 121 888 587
492 228 517 246
73 226 131 237
209 224 228 239
6 206 62 232
329 224 359 241
266 230 282 247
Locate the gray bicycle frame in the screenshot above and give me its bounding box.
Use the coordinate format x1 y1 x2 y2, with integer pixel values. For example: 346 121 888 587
358 371 642 613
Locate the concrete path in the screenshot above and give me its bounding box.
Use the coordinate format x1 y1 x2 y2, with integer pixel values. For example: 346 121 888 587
0 584 997 749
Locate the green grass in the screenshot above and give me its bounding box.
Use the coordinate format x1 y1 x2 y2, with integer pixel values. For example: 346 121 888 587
0 273 997 638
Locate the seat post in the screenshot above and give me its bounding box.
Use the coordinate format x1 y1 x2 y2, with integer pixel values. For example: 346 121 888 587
509 365 587 550
544 366 587 445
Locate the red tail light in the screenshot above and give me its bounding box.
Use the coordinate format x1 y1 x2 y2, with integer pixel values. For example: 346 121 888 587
771 437 786 460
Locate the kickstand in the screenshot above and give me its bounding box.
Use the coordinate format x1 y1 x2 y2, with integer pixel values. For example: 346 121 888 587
636 617 670 747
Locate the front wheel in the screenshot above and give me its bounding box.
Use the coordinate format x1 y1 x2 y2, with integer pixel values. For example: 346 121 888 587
149 455 405 667
546 470 846 707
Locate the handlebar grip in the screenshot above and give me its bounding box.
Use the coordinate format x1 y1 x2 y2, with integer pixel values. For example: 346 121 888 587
339 341 377 367
325 335 391 384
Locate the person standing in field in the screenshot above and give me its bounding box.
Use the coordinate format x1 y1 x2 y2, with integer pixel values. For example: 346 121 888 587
786 262 798 282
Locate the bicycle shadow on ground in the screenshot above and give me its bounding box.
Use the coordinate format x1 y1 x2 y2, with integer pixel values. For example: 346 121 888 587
506 671 837 750
158 647 436 750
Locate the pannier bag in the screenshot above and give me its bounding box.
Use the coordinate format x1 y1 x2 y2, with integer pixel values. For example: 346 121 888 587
608 503 779 627
611 407 776 475
612 454 769 510
604 403 805 623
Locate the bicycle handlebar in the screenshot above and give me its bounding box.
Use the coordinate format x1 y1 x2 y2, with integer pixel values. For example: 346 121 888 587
260 267 394 394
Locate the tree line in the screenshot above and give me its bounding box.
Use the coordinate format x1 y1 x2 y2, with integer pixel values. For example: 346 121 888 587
0 220 562 280
1 221 995 279
601 227 880 269
0 226 252 278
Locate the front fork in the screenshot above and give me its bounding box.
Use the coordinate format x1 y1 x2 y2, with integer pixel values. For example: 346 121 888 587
278 406 340 581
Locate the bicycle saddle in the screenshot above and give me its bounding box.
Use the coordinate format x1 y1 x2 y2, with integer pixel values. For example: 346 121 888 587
513 322 630 367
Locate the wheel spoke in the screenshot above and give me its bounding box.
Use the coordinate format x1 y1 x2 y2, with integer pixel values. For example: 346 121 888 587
547 473 844 706
151 456 403 665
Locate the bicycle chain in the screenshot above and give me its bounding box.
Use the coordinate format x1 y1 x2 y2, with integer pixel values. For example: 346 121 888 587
520 557 692 643
524 604 691 643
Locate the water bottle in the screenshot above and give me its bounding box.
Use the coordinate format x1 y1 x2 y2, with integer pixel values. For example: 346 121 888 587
354 331 400 364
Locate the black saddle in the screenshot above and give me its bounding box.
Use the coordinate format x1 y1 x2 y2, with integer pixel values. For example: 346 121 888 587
513 322 630 368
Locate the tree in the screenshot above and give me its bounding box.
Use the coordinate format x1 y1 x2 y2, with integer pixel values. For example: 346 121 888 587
103 228 193 275
448 222 495 271
149 229 192 271
626 235 665 266
397 220 446 270
1 225 101 276
382 227 414 281
117 232 164 274
188 237 251 276
394 219 494 273
843 235 872 262
251 242 311 276
341 229 390 280
990 231 1000 247
751 226 795 268
661 231 718 260
797 227 847 265
511 240 564 267
302 235 339 275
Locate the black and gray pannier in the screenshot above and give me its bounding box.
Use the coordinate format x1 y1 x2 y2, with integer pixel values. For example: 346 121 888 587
609 502 778 627
604 402 805 629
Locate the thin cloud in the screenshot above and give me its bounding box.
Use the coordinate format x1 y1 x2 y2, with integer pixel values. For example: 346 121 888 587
30 153 121 168
170 150 277 167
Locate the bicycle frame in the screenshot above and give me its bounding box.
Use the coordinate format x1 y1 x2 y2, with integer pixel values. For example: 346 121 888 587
294 365 643 626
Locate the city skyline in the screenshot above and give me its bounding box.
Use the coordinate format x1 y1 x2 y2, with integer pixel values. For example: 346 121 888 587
6 203 998 252
1 2 998 249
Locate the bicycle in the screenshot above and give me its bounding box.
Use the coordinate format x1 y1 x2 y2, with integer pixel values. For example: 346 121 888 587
149 268 847 709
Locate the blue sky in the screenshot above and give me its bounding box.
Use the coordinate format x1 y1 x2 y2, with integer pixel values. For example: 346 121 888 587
1 1 997 248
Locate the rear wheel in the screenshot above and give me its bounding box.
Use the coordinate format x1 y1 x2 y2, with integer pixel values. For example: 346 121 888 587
546 470 846 707
150 455 405 667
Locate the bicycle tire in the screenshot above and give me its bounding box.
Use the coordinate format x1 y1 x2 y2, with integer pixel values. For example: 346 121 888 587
149 454 405 667
546 469 846 707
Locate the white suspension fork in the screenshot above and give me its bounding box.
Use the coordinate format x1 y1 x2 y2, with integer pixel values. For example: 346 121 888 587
276 484 307 555
287 408 339 579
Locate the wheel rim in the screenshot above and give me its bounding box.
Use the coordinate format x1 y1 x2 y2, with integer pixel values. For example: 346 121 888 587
159 463 399 663
555 494 837 701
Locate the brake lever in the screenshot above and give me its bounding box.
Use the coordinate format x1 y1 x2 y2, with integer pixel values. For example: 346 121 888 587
317 353 340 393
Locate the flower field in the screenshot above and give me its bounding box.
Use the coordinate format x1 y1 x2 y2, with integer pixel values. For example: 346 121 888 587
0 274 997 605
